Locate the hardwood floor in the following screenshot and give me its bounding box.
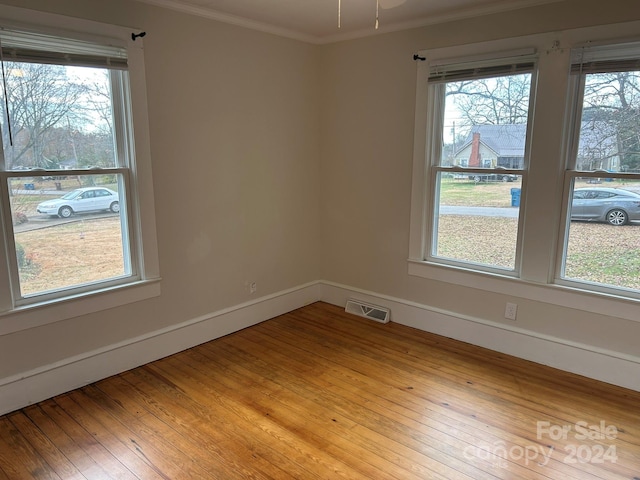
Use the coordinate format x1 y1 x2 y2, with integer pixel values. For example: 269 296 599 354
1 302 639 479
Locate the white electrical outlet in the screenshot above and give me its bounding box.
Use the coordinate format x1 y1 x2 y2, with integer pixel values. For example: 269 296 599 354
505 302 518 320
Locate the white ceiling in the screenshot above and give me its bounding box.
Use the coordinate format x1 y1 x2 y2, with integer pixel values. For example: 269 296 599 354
134 0 566 44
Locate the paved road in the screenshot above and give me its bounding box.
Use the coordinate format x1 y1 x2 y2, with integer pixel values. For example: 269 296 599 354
439 205 640 224
13 212 119 233
439 205 519 218
13 189 65 196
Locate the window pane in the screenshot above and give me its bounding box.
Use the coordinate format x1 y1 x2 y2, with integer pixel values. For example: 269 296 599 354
560 68 640 292
576 71 640 173
0 62 117 170
442 73 531 168
563 178 640 290
9 174 130 297
430 71 531 271
432 173 522 269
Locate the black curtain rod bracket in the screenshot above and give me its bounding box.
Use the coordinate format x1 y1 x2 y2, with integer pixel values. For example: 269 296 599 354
413 54 426 62
132 31 147 41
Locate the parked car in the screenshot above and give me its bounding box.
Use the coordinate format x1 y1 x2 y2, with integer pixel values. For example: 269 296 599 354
37 187 120 218
571 187 640 226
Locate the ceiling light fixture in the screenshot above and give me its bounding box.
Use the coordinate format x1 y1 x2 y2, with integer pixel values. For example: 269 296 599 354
338 0 406 30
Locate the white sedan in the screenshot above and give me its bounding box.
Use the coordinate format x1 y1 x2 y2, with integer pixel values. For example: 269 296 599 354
37 187 120 218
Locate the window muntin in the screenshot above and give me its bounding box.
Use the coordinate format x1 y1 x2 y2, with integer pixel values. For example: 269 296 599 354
0 29 139 305
559 56 640 295
427 69 534 272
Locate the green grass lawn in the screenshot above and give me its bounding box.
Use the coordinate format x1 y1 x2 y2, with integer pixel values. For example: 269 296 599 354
438 177 518 208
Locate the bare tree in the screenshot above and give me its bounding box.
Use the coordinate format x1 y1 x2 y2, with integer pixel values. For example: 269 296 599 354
444 70 640 172
0 62 87 169
446 74 532 127
83 70 114 136
582 71 640 172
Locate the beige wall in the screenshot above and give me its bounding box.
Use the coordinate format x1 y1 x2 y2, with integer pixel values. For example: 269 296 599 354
1 0 639 391
319 0 640 358
0 0 321 378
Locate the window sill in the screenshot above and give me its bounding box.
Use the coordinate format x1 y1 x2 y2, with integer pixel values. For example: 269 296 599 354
408 259 640 323
0 278 161 336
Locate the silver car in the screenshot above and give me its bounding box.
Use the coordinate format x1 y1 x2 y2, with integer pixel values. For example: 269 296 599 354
37 187 120 218
571 187 640 226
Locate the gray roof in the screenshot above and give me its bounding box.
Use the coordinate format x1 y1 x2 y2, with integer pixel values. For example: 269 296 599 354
456 123 618 159
462 124 526 157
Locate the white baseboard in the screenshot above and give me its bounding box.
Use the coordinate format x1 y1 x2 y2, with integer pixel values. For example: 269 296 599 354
3 279 638 416
0 282 321 416
320 281 640 392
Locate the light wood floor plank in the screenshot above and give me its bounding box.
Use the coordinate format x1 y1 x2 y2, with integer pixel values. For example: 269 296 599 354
1 302 639 479
282 305 640 479
124 366 281 480
252 315 609 479
8 411 84 480
39 398 137 480
0 465 10 480
236 327 577 479
148 358 369 480
208 335 505 479
177 343 458 480
22 403 112 480
0 416 62 480
82 383 232 480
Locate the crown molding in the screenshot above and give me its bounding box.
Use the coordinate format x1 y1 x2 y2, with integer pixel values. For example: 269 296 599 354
134 0 566 45
133 0 321 44
323 0 566 44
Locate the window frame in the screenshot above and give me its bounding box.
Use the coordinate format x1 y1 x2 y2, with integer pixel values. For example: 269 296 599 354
0 60 137 304
423 58 537 275
408 23 640 324
0 5 160 335
554 45 640 298
2 170 136 306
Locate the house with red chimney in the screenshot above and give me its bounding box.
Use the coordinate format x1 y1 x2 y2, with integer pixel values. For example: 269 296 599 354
453 124 527 169
453 123 621 171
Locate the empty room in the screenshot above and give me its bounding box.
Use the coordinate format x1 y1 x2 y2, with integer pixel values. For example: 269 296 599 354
0 0 639 478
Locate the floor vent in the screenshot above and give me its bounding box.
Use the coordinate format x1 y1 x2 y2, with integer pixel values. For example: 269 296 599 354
345 299 390 324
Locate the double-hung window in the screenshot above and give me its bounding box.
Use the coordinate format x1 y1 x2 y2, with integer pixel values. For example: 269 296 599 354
410 27 640 312
420 52 536 274
0 11 159 327
558 42 640 296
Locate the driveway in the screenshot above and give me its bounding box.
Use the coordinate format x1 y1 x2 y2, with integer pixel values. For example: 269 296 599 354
439 205 519 218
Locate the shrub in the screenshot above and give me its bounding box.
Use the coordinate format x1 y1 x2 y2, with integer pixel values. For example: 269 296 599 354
13 211 28 225
16 243 28 267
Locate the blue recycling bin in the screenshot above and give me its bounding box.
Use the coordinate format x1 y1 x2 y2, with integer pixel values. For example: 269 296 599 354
510 188 521 207
24 183 35 191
